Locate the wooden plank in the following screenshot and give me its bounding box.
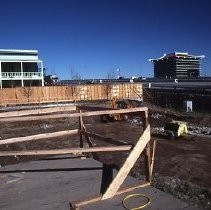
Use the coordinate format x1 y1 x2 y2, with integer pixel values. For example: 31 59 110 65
81 124 95 148
75 107 148 117
115 182 150 195
0 107 148 122
0 129 78 145
76 105 116 111
70 182 150 209
80 121 98 159
142 110 151 182
78 110 83 148
0 113 71 122
0 106 76 118
101 125 150 200
80 130 129 146
142 110 148 130
145 145 151 182
150 140 156 178
70 196 102 210
0 145 132 157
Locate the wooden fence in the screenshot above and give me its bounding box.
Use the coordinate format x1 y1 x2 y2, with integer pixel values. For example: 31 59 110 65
0 83 142 106
0 104 154 209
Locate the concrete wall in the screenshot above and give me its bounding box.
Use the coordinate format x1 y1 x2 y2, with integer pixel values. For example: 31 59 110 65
144 88 211 112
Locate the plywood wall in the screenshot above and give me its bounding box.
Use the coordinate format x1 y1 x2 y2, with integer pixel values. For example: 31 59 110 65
0 83 143 106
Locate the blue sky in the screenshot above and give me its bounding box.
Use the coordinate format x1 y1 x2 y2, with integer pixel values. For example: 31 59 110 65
0 0 210 79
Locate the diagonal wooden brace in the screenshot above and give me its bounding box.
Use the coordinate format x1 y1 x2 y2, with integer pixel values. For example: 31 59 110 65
101 125 151 200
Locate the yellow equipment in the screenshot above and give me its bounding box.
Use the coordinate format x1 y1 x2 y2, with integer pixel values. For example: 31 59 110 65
164 121 188 139
110 97 126 121
101 98 138 122
110 97 136 121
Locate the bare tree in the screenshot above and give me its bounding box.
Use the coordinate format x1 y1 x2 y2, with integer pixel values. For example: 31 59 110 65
20 81 33 103
65 85 78 102
103 70 116 99
70 68 82 81
107 70 116 81
65 67 82 102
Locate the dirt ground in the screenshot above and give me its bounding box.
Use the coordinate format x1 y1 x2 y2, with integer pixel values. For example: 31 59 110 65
0 101 210 209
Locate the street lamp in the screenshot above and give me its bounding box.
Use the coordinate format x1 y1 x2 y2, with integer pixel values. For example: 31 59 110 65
117 68 120 79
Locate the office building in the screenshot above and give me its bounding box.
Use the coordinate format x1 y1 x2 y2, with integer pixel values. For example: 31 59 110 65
149 52 205 78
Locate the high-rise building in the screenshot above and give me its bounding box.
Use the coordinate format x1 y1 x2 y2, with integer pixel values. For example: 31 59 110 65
149 52 205 78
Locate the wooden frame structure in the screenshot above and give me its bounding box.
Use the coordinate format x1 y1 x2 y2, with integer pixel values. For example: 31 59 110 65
0 104 155 210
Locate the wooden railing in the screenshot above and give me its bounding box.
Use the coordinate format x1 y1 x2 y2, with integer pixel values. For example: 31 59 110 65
1 72 42 79
0 105 155 210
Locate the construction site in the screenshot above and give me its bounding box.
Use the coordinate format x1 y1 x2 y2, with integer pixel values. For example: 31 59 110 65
0 82 210 210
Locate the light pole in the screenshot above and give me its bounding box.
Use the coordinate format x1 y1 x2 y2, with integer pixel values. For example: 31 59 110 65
117 68 121 79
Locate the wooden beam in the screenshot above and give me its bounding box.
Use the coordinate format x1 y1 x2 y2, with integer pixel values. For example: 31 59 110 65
69 182 150 210
142 110 151 182
80 130 129 146
0 107 148 122
0 145 132 157
76 105 116 111
144 145 151 182
150 140 156 179
80 107 148 117
81 124 95 148
101 125 150 200
115 182 150 195
80 123 98 160
78 110 83 148
0 106 76 118
142 110 148 130
0 113 73 122
0 129 78 145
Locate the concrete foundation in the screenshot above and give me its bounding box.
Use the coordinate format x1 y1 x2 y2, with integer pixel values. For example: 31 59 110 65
0 155 199 210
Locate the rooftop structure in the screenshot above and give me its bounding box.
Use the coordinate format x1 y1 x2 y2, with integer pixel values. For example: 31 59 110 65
0 49 44 88
149 52 205 78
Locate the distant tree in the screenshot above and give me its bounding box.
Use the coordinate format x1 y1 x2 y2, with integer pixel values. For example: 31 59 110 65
43 67 47 77
107 70 116 81
66 85 77 101
70 68 82 80
103 70 116 99
65 67 82 102
20 81 33 103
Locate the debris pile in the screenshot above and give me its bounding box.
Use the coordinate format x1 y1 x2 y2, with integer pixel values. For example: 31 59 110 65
152 127 164 133
40 124 54 130
128 117 143 126
188 125 211 136
151 125 211 137
152 174 211 209
151 113 163 119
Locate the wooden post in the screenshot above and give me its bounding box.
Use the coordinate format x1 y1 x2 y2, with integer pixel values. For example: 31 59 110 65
150 140 156 179
78 110 83 148
143 111 151 182
145 145 151 182
81 122 97 159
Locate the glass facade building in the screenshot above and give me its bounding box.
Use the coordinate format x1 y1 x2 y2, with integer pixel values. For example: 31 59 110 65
149 52 205 78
